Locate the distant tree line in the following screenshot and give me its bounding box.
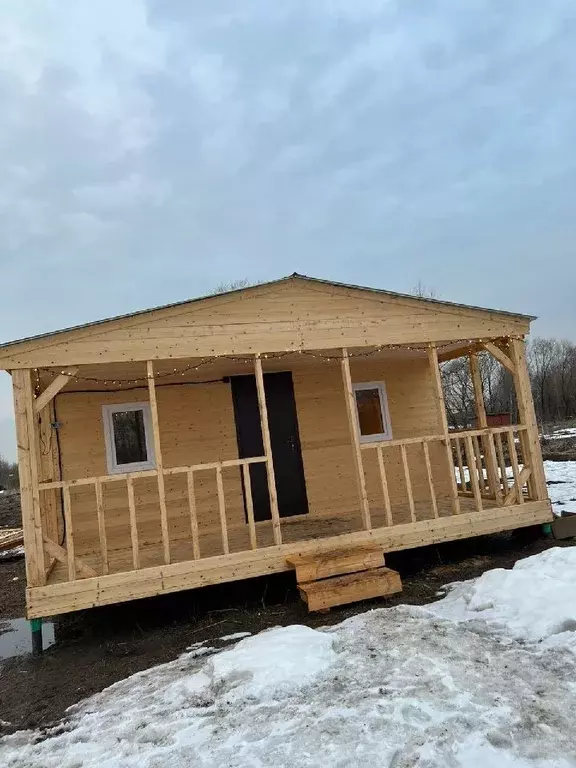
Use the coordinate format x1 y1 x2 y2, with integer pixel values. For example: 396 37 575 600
441 338 576 429
0 455 19 490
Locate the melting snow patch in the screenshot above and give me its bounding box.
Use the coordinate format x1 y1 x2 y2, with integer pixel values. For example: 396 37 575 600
219 631 251 642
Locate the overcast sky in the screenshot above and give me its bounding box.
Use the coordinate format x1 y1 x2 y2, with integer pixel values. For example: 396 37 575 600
1 0 575 461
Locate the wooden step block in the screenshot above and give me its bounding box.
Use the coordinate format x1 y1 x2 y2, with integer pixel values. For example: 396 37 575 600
286 545 385 583
298 567 402 612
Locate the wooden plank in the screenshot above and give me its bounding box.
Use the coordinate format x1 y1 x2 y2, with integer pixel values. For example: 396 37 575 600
482 341 515 374
215 465 230 555
254 355 282 545
360 433 443 450
463 435 483 512
341 348 371 529
298 567 402 611
26 500 552 618
43 537 97 578
454 436 466 492
0 528 24 551
508 338 548 500
34 367 79 413
242 463 257 550
506 429 524 505
495 431 508 493
126 475 140 569
484 431 503 504
376 447 393 526
286 545 385 582
94 479 108 575
186 470 201 559
422 442 438 518
437 342 483 363
12 369 46 585
469 353 501 499
504 467 531 506
62 484 76 581
472 435 486 492
427 344 460 514
147 360 171 564
400 444 416 523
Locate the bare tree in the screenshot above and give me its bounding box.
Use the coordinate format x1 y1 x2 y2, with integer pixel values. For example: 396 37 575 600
212 278 256 295
0 455 19 490
412 280 439 299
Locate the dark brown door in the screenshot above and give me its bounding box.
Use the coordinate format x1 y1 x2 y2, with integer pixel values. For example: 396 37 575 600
230 371 309 521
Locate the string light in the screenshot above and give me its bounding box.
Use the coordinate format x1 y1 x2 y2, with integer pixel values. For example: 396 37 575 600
34 334 525 389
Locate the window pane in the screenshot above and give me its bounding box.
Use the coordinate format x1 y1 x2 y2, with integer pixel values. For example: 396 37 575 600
355 388 384 436
112 410 148 465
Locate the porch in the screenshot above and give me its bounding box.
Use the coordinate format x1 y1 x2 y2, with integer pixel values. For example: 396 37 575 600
15 337 552 618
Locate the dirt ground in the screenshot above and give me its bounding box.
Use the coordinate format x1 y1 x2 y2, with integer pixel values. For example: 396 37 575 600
0 491 573 738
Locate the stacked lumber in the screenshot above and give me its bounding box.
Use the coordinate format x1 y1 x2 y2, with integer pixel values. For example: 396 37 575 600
286 545 402 612
0 527 24 551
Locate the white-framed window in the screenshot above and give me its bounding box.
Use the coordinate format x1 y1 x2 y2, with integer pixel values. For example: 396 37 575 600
102 403 156 474
352 382 392 443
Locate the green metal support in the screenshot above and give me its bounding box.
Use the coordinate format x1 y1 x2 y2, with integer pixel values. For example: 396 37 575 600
30 618 43 656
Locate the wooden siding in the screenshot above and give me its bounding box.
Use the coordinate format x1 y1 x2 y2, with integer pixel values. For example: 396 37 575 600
0 280 530 369
54 357 451 560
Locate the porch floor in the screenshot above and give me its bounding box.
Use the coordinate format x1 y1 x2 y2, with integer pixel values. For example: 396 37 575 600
47 497 478 586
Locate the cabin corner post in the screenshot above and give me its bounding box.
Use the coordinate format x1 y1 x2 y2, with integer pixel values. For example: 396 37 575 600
254 354 282 545
468 352 501 502
11 369 46 586
427 343 460 515
146 360 171 564
507 338 548 500
340 348 371 530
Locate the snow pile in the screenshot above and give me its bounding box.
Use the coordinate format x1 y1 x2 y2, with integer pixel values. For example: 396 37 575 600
429 547 576 643
544 460 576 515
2 548 576 767
541 427 576 441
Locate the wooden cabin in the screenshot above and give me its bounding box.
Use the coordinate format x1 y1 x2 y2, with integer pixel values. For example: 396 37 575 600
0 274 552 618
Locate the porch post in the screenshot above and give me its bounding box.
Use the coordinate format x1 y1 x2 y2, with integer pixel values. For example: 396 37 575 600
340 348 371 529
12 369 46 585
147 360 171 564
507 338 548 500
427 344 460 515
254 354 282 545
468 353 501 502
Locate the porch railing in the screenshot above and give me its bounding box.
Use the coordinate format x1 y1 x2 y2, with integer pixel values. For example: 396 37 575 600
38 455 268 581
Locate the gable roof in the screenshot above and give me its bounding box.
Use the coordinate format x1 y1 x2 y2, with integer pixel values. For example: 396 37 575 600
0 273 536 353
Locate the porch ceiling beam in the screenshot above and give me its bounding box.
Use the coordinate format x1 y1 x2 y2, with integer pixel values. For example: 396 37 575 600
437 342 483 363
34 367 79 413
481 342 515 374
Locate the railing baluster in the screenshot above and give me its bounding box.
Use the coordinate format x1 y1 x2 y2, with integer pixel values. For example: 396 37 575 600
464 436 483 512
454 437 466 492
423 442 438 518
495 431 508 493
186 469 200 559
216 464 230 555
400 444 416 523
94 479 108 575
506 429 524 505
126 476 140 569
472 435 486 492
242 463 258 549
376 446 393 526
62 484 76 581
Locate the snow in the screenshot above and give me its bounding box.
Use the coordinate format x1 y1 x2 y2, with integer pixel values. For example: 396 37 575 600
541 427 576 441
544 460 576 516
2 548 576 767
428 546 576 643
220 631 251 642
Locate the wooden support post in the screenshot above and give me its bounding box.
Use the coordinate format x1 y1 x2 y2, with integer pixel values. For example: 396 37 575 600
481 342 515 374
12 369 46 586
469 353 500 500
341 348 371 529
242 463 258 549
254 355 282 545
400 444 416 523
147 361 171 564
94 479 109 575
186 470 201 559
34 367 79 413
427 344 460 515
216 465 230 555
464 435 483 512
422 442 439 518
376 447 392 526
508 338 548 500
